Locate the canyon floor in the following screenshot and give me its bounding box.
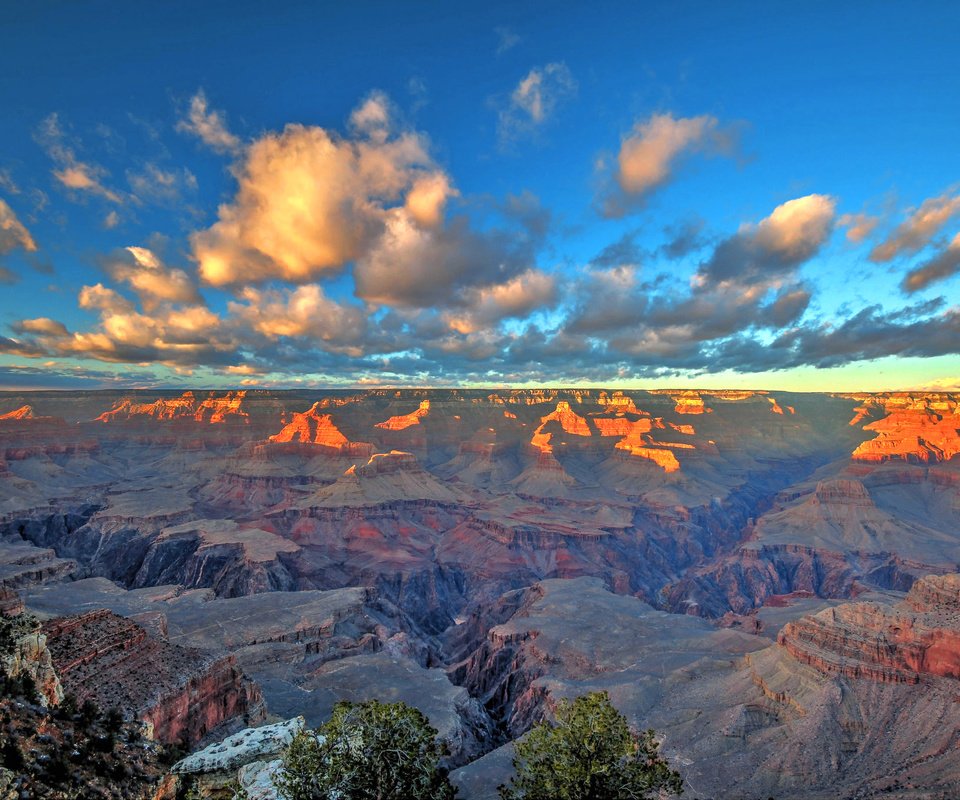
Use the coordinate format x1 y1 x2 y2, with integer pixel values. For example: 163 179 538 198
1 387 960 798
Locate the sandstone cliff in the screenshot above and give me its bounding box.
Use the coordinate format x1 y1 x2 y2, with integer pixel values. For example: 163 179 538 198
43 610 264 746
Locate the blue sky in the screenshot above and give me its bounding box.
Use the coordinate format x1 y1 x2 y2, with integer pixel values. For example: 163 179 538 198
0 0 958 390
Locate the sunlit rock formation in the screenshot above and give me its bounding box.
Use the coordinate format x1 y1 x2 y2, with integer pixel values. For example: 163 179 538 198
267 401 373 456
852 396 960 463
95 390 253 424
375 399 432 430
0 405 36 420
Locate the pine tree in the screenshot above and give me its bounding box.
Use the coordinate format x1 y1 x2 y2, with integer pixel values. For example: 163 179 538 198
277 699 458 800
499 691 683 800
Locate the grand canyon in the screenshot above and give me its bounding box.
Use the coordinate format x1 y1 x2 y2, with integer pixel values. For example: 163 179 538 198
2 387 959 798
2 4 959 796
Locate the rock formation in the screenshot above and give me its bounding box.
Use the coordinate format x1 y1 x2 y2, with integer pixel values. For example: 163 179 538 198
779 574 960 683
172 716 304 800
375 399 431 430
0 405 35 420
267 402 372 457
853 397 960 463
42 610 264 746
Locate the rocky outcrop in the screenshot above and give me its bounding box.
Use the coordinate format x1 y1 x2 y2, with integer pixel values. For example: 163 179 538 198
375 399 431 430
649 390 712 414
0 611 63 706
301 450 465 507
268 402 373 456
174 716 304 775
43 610 264 746
853 399 960 463
0 405 35 420
0 542 77 593
95 390 252 424
779 573 960 684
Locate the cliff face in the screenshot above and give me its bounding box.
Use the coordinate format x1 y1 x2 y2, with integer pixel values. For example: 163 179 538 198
375 399 432 430
95 391 252 425
42 610 264 746
0 611 63 706
779 574 960 684
268 402 373 456
851 395 960 463
0 405 35 420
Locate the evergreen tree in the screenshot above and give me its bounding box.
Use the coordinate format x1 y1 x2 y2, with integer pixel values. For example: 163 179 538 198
499 691 683 800
277 699 458 800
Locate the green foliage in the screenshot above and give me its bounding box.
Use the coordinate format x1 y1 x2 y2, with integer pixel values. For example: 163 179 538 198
499 691 684 800
78 698 100 728
0 612 39 657
276 699 458 800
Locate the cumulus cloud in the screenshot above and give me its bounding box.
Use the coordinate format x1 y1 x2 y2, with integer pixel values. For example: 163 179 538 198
191 102 443 286
12 318 69 336
901 233 960 293
13 279 235 367
444 269 558 334
563 196 833 368
0 198 37 255
697 194 835 287
601 113 738 215
869 193 960 262
176 89 242 155
103 246 201 310
405 173 458 229
498 63 576 143
349 92 392 141
227 284 368 350
354 210 540 308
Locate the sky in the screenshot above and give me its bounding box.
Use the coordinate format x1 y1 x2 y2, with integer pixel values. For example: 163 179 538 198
0 1 958 391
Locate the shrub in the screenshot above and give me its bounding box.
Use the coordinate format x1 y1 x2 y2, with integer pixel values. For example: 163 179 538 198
277 699 458 800
499 691 683 800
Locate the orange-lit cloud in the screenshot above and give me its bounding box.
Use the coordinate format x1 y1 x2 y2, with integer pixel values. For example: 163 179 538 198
177 89 242 155
227 284 368 349
838 211 880 243
869 193 960 261
105 246 200 310
191 99 445 286
0 198 37 254
750 194 836 261
38 114 122 203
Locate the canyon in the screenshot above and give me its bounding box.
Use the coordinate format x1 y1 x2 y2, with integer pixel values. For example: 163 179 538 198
0 388 959 798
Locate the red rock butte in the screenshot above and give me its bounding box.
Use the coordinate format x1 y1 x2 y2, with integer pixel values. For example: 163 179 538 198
95 390 252 424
